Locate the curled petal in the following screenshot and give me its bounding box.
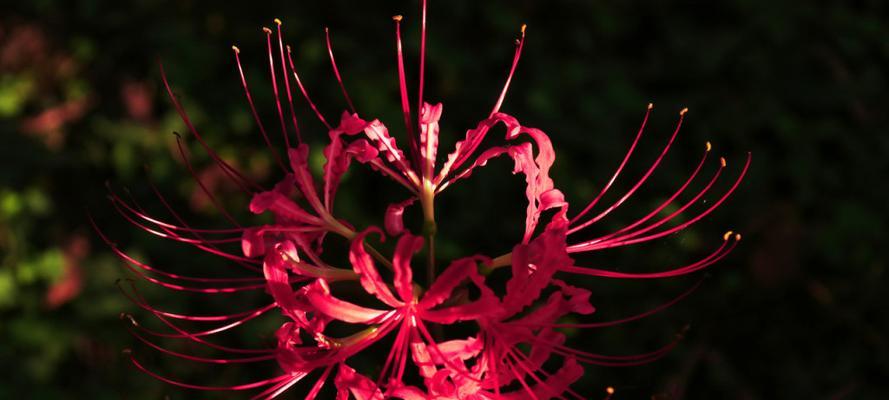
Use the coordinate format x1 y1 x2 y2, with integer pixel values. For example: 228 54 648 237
323 112 369 210
346 138 380 163
384 198 417 237
553 279 595 315
501 222 572 319
363 120 414 178
334 363 385 400
393 234 424 303
419 256 487 310
288 144 325 214
502 357 583 400
387 384 428 400
436 113 520 184
419 102 443 176
430 337 484 365
249 190 322 225
306 280 389 324
263 246 302 317
349 228 402 308
420 296 500 325
276 240 358 282
505 125 560 244
436 146 509 193
241 226 266 258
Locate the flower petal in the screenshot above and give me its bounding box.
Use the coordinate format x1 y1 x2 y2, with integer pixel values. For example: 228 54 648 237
263 245 301 316
420 297 500 325
393 234 423 303
419 102 443 177
501 221 572 319
501 357 583 400
363 119 416 182
323 112 369 210
334 363 385 400
436 113 520 184
419 256 486 310
249 190 322 225
287 144 326 215
384 198 417 237
306 280 389 324
241 226 267 258
349 228 402 308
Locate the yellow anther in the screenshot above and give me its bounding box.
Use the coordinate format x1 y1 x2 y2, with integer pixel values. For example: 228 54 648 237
680 107 689 116
262 27 272 34
723 231 733 241
521 24 527 34
231 45 240 54
706 141 712 151
393 15 403 22
606 386 615 394
286 45 292 52
735 233 742 241
720 157 727 167
647 102 654 110
274 18 282 26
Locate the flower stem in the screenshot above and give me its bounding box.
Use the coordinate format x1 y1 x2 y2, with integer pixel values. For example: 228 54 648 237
420 182 437 288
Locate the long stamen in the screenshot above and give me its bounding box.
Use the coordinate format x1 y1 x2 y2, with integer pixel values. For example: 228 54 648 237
114 247 268 293
303 365 333 400
574 142 710 238
285 44 332 130
570 103 652 225
517 331 678 366
108 195 236 246
570 107 687 233
264 25 294 151
553 279 703 329
562 233 738 278
128 328 276 364
502 345 577 400
324 27 356 113
123 303 276 339
273 19 303 143
126 296 276 353
575 153 751 251
233 44 288 173
417 0 428 117
106 200 258 266
140 172 263 269
506 346 586 400
377 314 410 386
570 154 726 251
393 15 420 167
159 62 259 192
126 352 290 391
489 24 526 116
109 184 243 235
174 134 242 227
93 216 259 284
251 374 307 400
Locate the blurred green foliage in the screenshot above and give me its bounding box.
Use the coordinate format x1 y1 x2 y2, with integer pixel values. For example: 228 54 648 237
1 0 887 398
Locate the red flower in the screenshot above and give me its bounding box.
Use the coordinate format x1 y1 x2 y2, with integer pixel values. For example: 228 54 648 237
96 1 749 398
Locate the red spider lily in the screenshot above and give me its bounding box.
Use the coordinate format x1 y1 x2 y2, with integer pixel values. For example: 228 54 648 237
96 1 749 398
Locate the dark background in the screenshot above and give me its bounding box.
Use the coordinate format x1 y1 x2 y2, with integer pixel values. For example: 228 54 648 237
1 0 887 398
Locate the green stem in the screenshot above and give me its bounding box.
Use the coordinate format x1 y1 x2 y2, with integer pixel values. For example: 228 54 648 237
420 183 437 288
